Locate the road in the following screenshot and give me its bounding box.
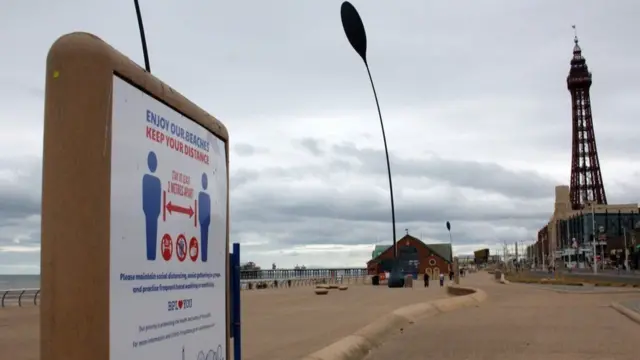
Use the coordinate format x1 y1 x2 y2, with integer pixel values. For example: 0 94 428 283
365 272 640 360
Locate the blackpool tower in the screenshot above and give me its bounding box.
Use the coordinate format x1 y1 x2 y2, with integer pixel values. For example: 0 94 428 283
567 32 607 210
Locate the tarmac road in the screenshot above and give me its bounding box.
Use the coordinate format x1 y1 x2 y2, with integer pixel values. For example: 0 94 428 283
365 273 640 360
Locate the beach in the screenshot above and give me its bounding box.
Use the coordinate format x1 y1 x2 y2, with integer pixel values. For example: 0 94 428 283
2 281 451 360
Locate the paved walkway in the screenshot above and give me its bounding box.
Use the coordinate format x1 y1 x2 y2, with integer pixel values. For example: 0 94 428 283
365 273 640 360
2 281 452 360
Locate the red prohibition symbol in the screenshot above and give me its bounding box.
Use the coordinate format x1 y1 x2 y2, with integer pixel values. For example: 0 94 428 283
161 234 173 261
176 234 187 262
189 236 199 262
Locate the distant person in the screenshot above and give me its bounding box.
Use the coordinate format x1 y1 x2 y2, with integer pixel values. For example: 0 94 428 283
449 270 454 281
142 151 162 261
198 173 212 262
439 273 445 287
424 271 429 288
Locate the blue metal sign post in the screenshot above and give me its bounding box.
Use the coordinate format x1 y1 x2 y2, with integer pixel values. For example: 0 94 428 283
230 243 242 360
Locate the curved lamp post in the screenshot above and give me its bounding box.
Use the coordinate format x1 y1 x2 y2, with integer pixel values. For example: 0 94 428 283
446 221 459 284
133 0 151 72
340 1 397 259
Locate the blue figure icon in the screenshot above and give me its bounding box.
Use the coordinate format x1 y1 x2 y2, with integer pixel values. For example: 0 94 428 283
142 151 162 261
198 173 211 262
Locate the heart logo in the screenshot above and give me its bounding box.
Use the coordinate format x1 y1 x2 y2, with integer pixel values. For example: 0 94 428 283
178 300 183 309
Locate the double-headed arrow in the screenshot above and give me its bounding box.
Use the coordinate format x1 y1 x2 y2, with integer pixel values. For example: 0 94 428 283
166 201 194 218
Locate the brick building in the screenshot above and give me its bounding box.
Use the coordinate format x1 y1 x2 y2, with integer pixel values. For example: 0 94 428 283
367 234 452 278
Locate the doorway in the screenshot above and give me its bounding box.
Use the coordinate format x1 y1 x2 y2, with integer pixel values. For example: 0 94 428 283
425 268 432 278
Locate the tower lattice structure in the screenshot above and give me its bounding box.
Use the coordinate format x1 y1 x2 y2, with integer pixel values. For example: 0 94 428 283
567 34 607 210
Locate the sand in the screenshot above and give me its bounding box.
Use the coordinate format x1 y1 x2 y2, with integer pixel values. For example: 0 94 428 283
0 305 39 360
2 281 451 360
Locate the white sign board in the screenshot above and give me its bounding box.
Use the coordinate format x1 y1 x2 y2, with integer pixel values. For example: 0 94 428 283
110 75 228 360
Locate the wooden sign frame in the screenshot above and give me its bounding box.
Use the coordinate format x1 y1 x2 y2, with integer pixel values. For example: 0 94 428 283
40 32 230 360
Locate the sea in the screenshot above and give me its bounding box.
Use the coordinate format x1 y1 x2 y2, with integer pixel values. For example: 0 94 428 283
0 274 41 291
0 269 368 291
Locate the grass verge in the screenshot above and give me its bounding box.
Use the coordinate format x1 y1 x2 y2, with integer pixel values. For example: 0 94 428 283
504 274 640 288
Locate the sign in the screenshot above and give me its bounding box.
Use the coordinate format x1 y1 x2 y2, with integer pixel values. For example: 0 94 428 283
560 249 575 256
110 75 228 359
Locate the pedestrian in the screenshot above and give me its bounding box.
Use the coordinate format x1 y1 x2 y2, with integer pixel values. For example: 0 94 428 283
439 272 445 287
424 271 430 287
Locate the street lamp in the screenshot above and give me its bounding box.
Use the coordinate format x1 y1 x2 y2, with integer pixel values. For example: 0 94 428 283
133 0 151 73
598 225 605 271
622 227 630 272
583 197 598 274
571 237 577 271
445 221 459 284
540 233 547 271
340 2 397 258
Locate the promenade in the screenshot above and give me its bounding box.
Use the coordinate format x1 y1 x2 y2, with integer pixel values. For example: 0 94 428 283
365 273 640 360
1 280 452 360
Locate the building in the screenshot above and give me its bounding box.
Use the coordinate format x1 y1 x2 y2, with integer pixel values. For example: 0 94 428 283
533 33 640 269
536 185 639 267
367 234 452 278
474 248 490 264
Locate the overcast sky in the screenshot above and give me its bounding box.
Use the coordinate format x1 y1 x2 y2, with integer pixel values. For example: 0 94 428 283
1 0 639 274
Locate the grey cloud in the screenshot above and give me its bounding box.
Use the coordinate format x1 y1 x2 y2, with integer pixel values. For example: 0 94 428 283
231 215 543 251
226 142 554 250
232 183 550 226
0 225 40 248
0 251 39 265
231 140 558 200
3 1 640 270
0 75 44 99
0 158 41 229
298 138 325 157
0 192 40 225
234 143 257 156
0 157 42 254
232 143 269 157
330 142 557 199
230 169 260 190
